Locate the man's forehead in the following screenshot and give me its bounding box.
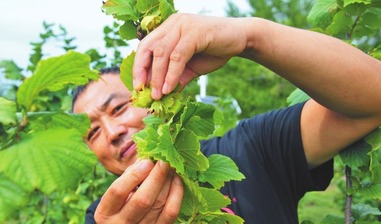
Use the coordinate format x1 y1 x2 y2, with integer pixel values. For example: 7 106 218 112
73 75 130 113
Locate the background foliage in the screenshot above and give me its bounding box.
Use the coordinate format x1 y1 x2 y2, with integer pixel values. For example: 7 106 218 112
0 0 381 223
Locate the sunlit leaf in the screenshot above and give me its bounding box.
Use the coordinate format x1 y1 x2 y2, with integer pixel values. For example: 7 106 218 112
340 140 371 168
17 51 98 112
0 97 17 126
199 154 245 189
102 0 140 20
0 127 97 194
175 129 209 172
119 21 137 40
0 174 29 222
286 88 310 106
120 51 135 91
307 0 339 28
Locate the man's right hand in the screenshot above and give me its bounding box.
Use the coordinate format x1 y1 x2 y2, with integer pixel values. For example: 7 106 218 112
94 159 183 223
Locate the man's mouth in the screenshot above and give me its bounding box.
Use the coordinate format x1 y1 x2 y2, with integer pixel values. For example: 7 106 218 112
119 141 137 159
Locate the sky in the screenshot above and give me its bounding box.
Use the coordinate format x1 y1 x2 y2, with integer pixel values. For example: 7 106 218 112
0 0 250 69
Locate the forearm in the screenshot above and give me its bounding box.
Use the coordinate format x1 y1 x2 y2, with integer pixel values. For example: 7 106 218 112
240 18 381 119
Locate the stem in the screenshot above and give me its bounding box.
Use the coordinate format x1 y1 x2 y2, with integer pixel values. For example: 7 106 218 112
345 165 352 224
43 194 49 223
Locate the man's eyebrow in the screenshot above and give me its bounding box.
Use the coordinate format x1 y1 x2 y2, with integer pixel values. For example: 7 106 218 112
100 93 118 111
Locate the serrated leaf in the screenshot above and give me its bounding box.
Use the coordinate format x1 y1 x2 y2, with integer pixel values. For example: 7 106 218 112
119 20 138 40
120 51 135 91
16 51 98 112
344 0 372 7
175 129 209 171
307 0 339 28
134 126 160 158
157 124 184 174
180 176 207 216
101 0 140 21
0 174 29 222
180 102 218 138
199 187 230 212
199 212 245 224
0 127 97 194
199 154 245 189
340 139 371 168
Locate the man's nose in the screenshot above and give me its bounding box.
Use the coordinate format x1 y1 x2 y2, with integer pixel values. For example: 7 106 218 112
103 118 127 144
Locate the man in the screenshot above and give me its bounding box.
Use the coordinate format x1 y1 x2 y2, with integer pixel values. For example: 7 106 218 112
73 14 381 223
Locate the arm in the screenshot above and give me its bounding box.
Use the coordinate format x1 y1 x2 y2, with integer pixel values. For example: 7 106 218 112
133 13 381 167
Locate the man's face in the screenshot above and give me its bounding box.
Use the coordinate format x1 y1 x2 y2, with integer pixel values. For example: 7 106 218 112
73 74 148 175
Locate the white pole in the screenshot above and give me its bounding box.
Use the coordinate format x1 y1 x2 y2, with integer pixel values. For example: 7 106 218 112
198 75 207 97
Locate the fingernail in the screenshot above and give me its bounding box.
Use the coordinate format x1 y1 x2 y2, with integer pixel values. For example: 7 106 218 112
138 159 152 172
158 160 170 170
162 83 170 94
133 79 143 90
152 87 160 100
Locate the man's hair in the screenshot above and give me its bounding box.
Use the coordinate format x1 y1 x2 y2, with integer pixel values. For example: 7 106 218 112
71 66 120 112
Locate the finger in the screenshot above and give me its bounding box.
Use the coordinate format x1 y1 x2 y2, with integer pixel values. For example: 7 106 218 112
133 15 177 92
121 160 171 223
156 175 184 223
138 167 175 224
161 35 198 95
95 160 154 219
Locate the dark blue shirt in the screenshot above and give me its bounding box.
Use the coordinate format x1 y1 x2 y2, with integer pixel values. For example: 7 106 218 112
85 103 333 223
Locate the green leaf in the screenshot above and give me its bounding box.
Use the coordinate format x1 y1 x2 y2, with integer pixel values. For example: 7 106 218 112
102 0 140 21
339 139 371 168
157 124 185 174
199 154 245 189
26 112 90 134
352 203 381 219
365 128 381 149
16 51 99 112
180 102 218 139
199 187 230 212
286 88 310 106
320 215 345 224
0 127 97 194
307 0 339 28
343 0 372 7
0 97 17 126
359 8 381 29
175 129 209 171
326 10 353 35
120 51 135 91
159 0 177 20
357 183 381 199
0 60 24 80
180 176 207 216
136 0 158 13
119 21 138 40
0 174 29 222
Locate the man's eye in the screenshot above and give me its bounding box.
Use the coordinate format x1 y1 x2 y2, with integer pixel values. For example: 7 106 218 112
112 103 127 114
87 127 99 141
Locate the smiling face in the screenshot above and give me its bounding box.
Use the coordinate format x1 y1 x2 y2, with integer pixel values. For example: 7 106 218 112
73 74 148 175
